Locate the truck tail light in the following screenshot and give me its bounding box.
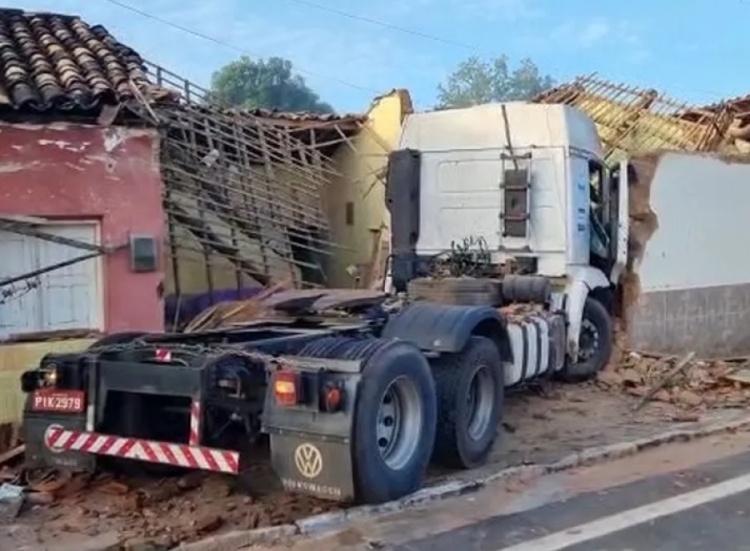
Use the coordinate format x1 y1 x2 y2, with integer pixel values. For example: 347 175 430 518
321 382 343 412
41 366 60 387
273 370 300 406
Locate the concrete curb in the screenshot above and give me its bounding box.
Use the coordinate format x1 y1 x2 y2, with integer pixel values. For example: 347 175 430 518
294 415 750 536
38 414 750 551
173 526 298 551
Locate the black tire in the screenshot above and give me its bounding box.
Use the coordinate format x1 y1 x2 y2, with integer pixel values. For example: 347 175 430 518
430 336 504 469
407 277 500 306
354 341 437 503
559 296 614 382
298 337 437 504
88 331 148 349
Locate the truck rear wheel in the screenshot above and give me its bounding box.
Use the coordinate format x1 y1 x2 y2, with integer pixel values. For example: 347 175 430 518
298 337 437 504
560 296 614 382
430 336 504 469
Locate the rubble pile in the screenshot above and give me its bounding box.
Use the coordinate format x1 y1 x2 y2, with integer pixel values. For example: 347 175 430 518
66 472 333 546
0 465 336 547
596 329 750 412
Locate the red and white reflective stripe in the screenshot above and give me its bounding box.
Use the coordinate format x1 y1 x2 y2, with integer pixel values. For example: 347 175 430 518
189 400 201 446
44 425 239 474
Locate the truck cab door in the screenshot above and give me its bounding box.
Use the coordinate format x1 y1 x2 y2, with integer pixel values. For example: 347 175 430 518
607 160 630 284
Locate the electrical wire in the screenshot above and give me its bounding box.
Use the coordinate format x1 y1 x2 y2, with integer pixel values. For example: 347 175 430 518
102 0 724 107
101 0 381 95
274 0 737 104
274 0 476 51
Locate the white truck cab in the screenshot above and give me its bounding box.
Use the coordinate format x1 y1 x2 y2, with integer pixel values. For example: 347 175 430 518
387 101 629 369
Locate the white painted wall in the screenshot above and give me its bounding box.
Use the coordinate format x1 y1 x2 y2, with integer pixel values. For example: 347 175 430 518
0 222 103 339
637 153 750 291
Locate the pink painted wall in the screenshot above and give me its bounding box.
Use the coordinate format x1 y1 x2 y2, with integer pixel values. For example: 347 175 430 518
0 123 164 332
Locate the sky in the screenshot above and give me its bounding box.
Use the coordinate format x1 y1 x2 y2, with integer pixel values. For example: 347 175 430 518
14 0 750 113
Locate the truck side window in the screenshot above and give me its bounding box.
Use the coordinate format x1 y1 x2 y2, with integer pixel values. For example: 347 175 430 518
588 159 610 263
588 159 605 206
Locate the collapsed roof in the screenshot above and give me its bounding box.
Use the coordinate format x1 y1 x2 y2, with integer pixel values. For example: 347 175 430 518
532 74 739 160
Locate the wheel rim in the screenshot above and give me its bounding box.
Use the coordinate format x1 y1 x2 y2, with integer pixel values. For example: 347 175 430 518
376 376 423 470
466 364 495 440
578 318 600 362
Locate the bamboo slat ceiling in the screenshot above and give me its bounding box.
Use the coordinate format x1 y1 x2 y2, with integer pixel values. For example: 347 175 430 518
142 63 360 290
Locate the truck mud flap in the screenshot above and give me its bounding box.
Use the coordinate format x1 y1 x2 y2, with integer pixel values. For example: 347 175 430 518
269 433 354 502
24 413 96 473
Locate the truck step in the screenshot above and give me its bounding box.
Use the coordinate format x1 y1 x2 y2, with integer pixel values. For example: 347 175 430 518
505 312 566 386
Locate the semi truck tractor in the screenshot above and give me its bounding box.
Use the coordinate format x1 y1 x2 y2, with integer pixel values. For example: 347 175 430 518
19 102 628 505
388 101 628 378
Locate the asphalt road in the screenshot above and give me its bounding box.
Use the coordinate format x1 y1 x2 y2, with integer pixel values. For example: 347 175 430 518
396 444 750 551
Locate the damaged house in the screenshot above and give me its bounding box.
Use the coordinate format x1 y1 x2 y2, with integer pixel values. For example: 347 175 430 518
0 9 167 339
150 85 367 318
0 8 376 444
533 75 750 358
0 8 363 342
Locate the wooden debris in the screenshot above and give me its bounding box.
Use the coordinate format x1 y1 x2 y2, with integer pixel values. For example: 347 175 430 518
26 469 73 494
0 445 24 467
184 279 291 332
597 327 750 412
633 351 696 413
100 481 130 496
723 367 750 385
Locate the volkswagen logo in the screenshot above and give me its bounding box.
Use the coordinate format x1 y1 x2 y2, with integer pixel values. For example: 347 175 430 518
294 442 323 479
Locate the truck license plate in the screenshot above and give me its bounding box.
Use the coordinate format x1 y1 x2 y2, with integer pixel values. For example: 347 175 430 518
31 389 85 413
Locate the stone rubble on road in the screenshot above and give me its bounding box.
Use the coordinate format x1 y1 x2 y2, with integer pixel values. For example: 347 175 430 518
596 328 750 414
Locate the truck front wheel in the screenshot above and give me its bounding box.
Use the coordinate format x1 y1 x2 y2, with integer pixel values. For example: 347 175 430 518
560 296 614 382
430 336 504 469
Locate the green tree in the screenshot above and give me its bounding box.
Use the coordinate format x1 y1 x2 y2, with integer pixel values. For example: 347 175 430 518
210 56 334 113
436 56 554 109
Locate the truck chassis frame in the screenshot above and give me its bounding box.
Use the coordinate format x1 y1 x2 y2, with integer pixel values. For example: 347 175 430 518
21 287 600 505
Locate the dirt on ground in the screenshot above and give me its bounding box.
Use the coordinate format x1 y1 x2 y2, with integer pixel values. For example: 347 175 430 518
2 384 739 550
3 329 750 549
596 325 750 414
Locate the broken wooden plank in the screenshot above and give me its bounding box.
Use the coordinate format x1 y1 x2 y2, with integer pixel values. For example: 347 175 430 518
0 445 24 467
632 351 696 413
